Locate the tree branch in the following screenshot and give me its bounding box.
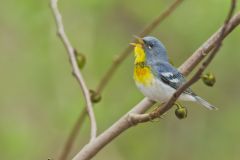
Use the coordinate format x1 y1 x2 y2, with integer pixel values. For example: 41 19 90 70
72 98 155 160
72 10 239 160
50 0 97 141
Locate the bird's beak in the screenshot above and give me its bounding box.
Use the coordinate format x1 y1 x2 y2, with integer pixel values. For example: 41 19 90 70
129 43 137 47
129 35 144 47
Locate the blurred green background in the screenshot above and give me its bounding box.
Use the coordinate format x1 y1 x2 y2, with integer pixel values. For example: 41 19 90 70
0 0 240 160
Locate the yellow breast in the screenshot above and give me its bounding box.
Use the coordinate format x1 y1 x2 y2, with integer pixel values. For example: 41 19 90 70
134 65 153 86
132 42 154 86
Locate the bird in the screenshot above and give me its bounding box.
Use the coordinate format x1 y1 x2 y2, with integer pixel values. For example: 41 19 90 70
130 36 217 110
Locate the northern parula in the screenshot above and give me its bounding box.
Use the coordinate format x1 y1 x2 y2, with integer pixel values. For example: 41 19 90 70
131 36 217 110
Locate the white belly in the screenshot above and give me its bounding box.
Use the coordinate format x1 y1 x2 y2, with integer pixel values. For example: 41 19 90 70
135 78 195 102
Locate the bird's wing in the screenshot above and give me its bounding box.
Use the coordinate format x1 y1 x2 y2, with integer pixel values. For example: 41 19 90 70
151 62 217 110
152 62 194 95
160 72 194 95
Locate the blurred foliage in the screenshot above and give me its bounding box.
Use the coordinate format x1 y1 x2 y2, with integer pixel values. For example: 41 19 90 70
0 0 240 160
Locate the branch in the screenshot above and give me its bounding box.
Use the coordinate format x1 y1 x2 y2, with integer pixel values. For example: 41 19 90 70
58 1 183 159
72 98 154 160
72 11 240 160
50 0 97 141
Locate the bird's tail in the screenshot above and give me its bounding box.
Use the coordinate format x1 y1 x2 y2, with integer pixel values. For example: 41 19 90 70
194 96 218 110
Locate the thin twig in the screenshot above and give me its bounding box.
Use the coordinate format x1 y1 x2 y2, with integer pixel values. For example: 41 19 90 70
72 3 238 160
58 1 183 159
50 0 97 141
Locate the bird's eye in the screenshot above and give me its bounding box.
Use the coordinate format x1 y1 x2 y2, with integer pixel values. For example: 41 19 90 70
148 43 153 49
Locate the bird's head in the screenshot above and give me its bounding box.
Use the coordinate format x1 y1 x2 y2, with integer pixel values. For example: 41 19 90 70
130 36 168 64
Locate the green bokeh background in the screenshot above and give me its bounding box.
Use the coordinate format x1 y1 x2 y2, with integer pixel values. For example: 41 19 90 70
1 0 240 160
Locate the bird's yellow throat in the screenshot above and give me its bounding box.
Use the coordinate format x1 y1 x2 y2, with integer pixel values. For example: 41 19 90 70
133 43 146 64
133 43 153 86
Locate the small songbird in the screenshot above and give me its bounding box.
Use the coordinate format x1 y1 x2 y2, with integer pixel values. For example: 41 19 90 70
131 36 217 110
